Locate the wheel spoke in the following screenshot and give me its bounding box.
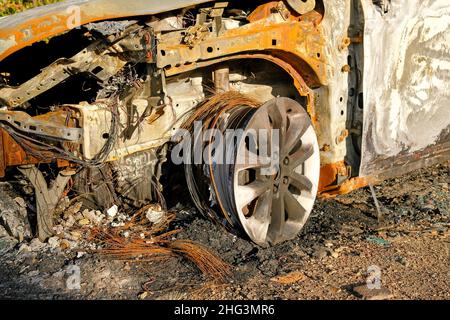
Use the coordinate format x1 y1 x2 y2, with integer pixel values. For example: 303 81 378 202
290 171 313 192
245 189 272 242
268 195 285 238
284 191 307 222
284 113 309 154
235 180 271 210
235 149 271 172
252 189 272 221
250 108 272 132
290 143 314 168
246 109 274 164
268 100 287 130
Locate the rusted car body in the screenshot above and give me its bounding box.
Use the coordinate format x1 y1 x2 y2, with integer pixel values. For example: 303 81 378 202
0 0 448 245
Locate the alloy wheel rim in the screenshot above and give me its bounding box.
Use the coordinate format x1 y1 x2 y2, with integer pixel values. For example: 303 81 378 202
232 97 320 246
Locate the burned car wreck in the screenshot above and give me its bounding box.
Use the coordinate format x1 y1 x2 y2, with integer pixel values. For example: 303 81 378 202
0 0 449 247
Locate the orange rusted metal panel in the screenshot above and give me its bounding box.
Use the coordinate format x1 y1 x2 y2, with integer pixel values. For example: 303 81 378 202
163 52 319 128
248 2 288 22
248 1 322 24
318 161 376 197
0 109 76 176
158 17 327 86
320 177 374 198
0 129 43 174
0 0 212 62
318 161 346 192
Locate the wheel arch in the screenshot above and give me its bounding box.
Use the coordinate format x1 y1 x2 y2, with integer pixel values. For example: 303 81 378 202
165 52 321 126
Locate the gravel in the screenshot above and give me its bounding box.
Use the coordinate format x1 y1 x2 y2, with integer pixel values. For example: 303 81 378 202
0 163 448 300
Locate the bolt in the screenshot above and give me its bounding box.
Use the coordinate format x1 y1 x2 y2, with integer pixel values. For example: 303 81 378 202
283 157 290 165
283 177 289 185
341 64 351 72
339 37 351 51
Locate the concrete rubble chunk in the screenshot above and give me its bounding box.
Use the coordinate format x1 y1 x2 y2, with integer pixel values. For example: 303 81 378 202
14 197 27 208
78 218 91 226
64 202 83 217
0 225 18 255
18 243 31 254
146 205 164 224
48 236 60 249
0 189 32 241
82 209 104 225
107 205 118 219
29 238 46 251
64 215 76 228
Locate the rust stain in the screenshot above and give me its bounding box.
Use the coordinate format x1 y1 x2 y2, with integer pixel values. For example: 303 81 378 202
338 36 351 51
0 110 76 177
318 161 376 197
336 129 349 144
0 0 214 62
164 52 318 126
318 161 346 192
159 16 327 86
320 177 374 198
320 144 331 152
0 128 45 177
350 34 363 44
248 2 322 24
247 1 281 23
0 13 74 61
338 34 363 52
341 64 351 73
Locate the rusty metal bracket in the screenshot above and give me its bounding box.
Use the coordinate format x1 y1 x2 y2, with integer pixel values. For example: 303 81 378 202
0 110 82 142
158 19 327 86
210 2 228 35
18 166 71 241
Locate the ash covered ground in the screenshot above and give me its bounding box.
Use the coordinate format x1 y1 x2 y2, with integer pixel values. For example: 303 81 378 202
0 163 448 300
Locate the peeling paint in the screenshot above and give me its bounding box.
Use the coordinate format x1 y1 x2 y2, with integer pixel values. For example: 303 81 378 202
313 0 357 166
0 35 17 54
360 0 450 176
